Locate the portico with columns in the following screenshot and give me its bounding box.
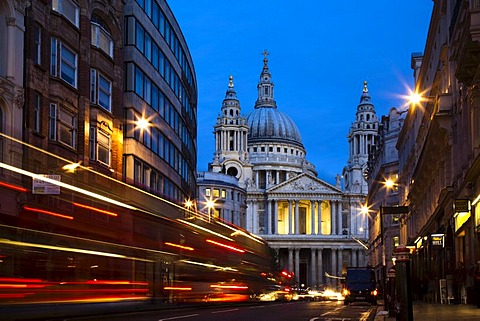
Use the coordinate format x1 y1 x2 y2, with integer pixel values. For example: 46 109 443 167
250 172 368 289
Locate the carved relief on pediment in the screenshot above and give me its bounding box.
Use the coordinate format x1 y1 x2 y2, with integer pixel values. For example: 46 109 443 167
275 176 332 193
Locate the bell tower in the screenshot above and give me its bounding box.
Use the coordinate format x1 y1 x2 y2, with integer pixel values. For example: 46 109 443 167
210 76 252 187
343 81 380 193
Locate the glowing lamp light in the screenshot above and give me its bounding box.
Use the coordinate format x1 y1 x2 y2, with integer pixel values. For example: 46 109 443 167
384 178 395 189
62 161 82 173
135 117 150 130
408 92 422 104
360 204 370 215
184 199 194 209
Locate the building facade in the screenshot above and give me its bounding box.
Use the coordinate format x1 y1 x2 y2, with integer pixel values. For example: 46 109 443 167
201 54 377 290
365 107 406 292
0 0 26 217
19 0 197 209
123 0 197 202
396 0 480 305
0 0 201 307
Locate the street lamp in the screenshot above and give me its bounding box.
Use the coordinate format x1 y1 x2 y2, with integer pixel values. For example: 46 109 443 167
206 197 215 223
184 198 195 219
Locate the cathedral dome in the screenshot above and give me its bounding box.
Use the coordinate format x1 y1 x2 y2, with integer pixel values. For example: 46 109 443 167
246 107 304 148
246 52 304 149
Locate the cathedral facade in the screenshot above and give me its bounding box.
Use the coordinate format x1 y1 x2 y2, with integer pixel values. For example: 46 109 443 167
198 54 379 290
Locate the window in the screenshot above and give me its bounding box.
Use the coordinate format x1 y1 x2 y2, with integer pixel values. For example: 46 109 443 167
221 189 226 198
34 25 41 65
213 189 220 197
205 188 211 197
60 43 77 87
50 38 57 76
34 94 41 132
98 73 112 111
50 103 76 148
52 0 79 27
90 126 110 166
51 38 77 87
90 69 97 103
49 103 57 140
91 15 113 57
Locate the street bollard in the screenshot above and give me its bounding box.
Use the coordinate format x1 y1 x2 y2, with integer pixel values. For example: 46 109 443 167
388 267 396 316
393 245 413 321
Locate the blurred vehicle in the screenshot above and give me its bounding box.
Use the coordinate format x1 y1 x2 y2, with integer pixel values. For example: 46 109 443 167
342 267 378 305
319 288 344 301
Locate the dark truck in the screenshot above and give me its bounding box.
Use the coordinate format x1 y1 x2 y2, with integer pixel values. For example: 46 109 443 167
342 267 378 305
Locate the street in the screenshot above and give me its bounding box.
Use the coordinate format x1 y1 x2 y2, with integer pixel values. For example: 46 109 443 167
61 301 376 321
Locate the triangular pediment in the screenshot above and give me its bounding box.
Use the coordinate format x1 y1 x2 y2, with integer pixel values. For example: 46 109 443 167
268 173 342 194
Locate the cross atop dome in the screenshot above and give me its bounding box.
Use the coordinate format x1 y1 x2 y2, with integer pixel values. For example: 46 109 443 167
262 50 269 67
363 81 368 93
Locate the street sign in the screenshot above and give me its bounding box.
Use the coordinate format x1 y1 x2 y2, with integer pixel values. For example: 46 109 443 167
381 206 409 215
454 199 470 213
32 174 61 195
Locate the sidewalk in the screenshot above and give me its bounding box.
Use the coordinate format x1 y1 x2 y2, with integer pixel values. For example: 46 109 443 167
374 301 480 321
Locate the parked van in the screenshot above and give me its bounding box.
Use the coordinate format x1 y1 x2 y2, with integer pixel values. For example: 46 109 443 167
342 267 378 305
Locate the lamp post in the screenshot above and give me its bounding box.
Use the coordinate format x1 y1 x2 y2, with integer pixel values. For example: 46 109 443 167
381 177 396 312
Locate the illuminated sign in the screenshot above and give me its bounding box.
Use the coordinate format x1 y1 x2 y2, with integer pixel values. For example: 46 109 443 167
455 211 470 232
431 234 444 247
454 199 471 232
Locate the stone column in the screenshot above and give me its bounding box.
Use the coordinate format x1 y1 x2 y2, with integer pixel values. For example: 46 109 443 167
331 201 336 235
310 200 315 235
311 249 317 287
337 201 343 235
295 201 300 235
288 200 293 235
273 199 278 235
317 248 323 286
288 248 294 273
294 248 300 285
318 201 323 235
6 17 16 79
246 200 253 231
252 200 258 234
337 248 343 277
267 199 272 234
331 249 337 287
352 249 357 267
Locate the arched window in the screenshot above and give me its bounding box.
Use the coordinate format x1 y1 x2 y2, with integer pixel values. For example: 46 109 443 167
91 14 113 57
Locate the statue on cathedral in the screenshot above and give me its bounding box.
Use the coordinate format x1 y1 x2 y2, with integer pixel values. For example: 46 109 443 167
335 174 342 188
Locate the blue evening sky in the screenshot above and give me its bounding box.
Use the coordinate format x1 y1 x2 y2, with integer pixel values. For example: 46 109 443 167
168 1 433 185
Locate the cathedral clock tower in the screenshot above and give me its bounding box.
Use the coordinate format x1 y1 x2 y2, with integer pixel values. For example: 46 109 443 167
209 76 252 187
343 81 379 194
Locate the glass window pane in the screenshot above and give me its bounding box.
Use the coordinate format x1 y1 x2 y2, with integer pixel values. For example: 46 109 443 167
98 74 111 111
